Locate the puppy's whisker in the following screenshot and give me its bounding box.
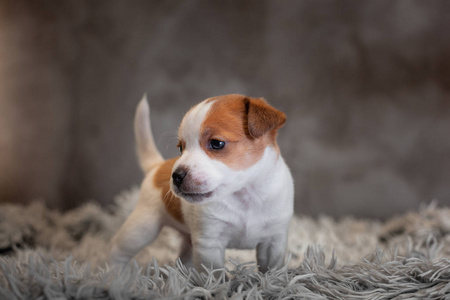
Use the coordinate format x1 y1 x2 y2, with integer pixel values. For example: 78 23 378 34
164 189 172 202
158 132 179 153
163 187 177 208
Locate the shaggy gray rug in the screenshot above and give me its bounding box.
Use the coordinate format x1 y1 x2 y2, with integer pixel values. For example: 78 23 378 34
0 188 449 299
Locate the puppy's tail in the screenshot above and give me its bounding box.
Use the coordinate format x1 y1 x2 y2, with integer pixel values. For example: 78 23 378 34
134 95 164 173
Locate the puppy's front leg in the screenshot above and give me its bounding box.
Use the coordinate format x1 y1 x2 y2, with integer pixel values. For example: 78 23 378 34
192 237 226 272
178 233 193 268
256 231 288 273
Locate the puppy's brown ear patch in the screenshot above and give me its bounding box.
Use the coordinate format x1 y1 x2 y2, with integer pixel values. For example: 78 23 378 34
245 97 287 138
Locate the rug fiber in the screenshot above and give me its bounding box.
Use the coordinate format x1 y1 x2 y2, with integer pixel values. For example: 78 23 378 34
0 189 449 299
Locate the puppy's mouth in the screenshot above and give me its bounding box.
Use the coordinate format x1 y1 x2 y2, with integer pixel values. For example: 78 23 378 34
176 190 214 203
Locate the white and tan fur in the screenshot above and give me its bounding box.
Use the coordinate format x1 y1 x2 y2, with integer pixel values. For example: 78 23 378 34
110 94 294 272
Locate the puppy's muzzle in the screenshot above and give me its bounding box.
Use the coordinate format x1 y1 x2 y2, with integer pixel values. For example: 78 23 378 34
171 167 214 202
172 168 187 188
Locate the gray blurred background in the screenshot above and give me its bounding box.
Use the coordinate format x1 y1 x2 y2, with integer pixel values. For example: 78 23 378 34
0 0 449 219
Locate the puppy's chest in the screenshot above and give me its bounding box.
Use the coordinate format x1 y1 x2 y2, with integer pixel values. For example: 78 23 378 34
208 190 279 249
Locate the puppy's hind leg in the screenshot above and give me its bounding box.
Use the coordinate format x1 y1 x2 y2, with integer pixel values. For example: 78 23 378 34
110 200 164 267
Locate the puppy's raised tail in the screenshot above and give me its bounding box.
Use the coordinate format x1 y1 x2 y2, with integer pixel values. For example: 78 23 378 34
135 95 164 173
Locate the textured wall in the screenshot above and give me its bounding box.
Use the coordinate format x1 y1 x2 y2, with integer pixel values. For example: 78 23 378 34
0 0 449 218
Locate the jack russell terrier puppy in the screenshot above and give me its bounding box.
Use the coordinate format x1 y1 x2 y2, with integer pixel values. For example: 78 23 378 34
110 94 294 273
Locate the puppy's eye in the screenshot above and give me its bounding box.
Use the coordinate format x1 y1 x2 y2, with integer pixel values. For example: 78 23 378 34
210 139 225 150
177 142 183 154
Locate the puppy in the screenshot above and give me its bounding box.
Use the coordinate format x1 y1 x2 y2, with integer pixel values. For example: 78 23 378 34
110 94 294 273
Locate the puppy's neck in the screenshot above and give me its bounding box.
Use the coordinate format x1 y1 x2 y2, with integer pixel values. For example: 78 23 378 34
231 146 283 198
245 145 281 175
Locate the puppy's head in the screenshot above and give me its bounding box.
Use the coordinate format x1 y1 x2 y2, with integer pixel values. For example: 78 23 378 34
170 94 286 204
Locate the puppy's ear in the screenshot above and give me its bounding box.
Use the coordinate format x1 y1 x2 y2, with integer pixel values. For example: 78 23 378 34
244 97 286 138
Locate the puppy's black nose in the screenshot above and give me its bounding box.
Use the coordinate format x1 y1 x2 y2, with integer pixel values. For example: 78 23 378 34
172 168 187 188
